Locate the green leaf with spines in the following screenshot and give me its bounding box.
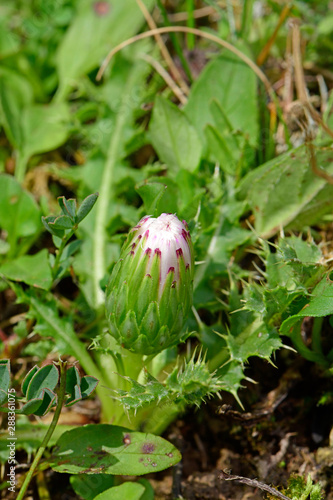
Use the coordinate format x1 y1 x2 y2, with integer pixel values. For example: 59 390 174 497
113 374 169 411
113 353 225 412
166 352 224 407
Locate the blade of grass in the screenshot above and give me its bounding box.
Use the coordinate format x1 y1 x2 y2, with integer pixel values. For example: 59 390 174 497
240 0 255 39
186 0 195 50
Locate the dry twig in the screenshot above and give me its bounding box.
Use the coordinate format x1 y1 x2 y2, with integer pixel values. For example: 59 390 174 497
219 470 291 500
97 26 275 102
135 0 190 96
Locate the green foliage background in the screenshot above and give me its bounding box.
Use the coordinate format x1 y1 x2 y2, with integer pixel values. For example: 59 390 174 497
0 0 332 497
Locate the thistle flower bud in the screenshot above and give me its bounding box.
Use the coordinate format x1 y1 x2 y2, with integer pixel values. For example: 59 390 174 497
106 213 194 355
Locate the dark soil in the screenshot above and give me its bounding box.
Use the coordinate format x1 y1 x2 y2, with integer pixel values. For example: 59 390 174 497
149 353 333 499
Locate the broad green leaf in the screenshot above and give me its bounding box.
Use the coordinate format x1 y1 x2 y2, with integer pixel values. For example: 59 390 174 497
65 366 81 394
136 177 181 215
185 48 258 147
76 193 99 223
80 376 99 399
0 360 10 405
65 366 81 406
0 21 20 58
94 482 145 500
42 216 65 238
0 240 10 255
136 181 167 216
210 227 254 265
0 174 41 250
204 98 244 173
21 365 39 397
137 478 156 500
94 480 155 500
20 388 56 417
26 364 59 400
49 215 74 230
65 385 81 407
50 424 181 475
238 144 333 237
205 124 237 174
58 197 76 220
149 96 202 172
55 0 155 97
21 102 70 160
0 69 33 149
0 249 53 290
70 474 115 500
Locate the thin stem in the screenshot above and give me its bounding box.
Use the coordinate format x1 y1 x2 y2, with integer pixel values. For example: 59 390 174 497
96 26 275 101
52 229 75 280
256 3 292 66
17 360 68 500
15 151 29 184
139 53 187 104
290 322 328 367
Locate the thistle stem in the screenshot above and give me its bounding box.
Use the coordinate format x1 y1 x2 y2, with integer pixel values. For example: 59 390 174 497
290 322 328 367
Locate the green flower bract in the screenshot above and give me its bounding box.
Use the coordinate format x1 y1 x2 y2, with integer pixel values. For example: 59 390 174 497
106 213 194 355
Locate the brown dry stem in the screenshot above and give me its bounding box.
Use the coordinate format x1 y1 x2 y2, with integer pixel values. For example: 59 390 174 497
135 0 190 96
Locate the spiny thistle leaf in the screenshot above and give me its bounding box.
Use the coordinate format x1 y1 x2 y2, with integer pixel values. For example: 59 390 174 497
112 373 169 411
165 352 224 407
112 353 225 412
